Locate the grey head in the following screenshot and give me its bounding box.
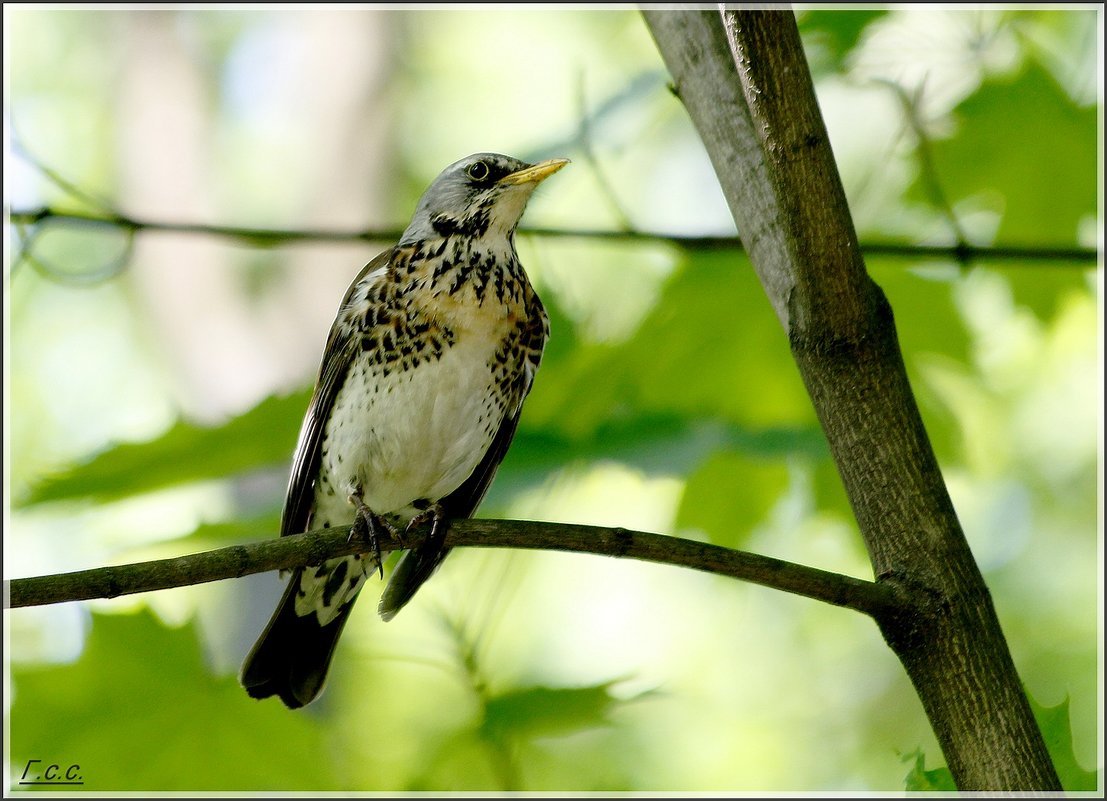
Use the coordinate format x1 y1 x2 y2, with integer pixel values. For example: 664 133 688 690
400 152 569 246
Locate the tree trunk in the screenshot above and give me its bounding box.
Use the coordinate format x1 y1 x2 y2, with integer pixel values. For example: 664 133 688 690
641 8 1060 789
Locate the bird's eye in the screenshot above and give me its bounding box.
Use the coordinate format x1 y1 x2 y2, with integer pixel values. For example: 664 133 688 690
466 161 491 182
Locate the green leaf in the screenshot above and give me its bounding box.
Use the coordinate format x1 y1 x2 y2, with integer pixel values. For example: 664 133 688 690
488 412 823 515
798 9 887 69
998 262 1094 324
900 695 1098 792
870 262 970 365
168 509 283 549
468 681 645 792
917 59 1097 246
19 390 310 507
511 413 823 475
9 611 339 791
676 450 789 548
901 748 956 791
1030 694 1098 791
479 681 627 742
526 250 816 438
406 729 504 791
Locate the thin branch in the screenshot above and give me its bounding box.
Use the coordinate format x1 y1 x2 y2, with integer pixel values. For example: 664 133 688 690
879 77 973 263
7 206 1097 263
574 69 637 233
5 518 902 622
9 206 401 247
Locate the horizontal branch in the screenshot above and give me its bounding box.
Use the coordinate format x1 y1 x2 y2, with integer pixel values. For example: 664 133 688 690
8 206 1097 264
5 518 902 621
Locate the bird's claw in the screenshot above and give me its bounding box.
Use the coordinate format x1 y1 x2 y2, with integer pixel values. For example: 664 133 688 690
348 496 396 580
404 503 447 545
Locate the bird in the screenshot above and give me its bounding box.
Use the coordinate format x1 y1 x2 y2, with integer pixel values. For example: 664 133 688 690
239 153 568 708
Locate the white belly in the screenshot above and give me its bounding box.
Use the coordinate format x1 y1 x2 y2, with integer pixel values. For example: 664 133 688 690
313 331 508 528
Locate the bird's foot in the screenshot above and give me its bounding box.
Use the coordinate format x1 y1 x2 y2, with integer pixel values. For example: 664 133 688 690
348 495 396 580
405 502 447 546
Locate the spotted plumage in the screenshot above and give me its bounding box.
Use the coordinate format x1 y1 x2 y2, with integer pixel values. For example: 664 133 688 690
240 153 567 708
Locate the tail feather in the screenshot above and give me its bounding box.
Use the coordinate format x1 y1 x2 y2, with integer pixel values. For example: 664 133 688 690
240 569 356 709
378 543 450 622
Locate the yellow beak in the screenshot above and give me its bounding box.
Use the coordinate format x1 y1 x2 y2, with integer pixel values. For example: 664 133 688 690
498 158 571 186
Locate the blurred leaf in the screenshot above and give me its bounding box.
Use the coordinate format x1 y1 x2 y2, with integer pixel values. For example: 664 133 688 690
917 59 1096 246
408 729 503 792
1030 694 1098 791
526 250 816 439
811 453 854 521
477 682 641 792
534 284 584 371
799 9 887 67
19 390 309 507
511 413 823 476
479 681 626 742
169 509 283 549
676 450 789 548
414 685 637 794
9 611 338 791
901 748 956 791
994 262 1094 323
620 250 814 426
870 262 970 365
490 412 824 513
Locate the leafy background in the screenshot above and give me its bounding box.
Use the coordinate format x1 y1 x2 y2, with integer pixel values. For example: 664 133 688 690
5 7 1101 793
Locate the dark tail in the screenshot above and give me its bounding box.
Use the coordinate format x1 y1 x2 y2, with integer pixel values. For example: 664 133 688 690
240 569 356 708
378 543 450 622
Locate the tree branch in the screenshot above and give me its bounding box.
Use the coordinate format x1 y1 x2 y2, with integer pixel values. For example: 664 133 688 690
642 7 1060 790
8 206 1097 263
5 518 902 621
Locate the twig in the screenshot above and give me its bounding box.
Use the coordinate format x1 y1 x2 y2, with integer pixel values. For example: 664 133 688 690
7 206 1097 263
881 78 973 261
574 69 637 233
5 518 902 622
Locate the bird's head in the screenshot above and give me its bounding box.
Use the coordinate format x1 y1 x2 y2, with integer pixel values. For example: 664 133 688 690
400 153 569 245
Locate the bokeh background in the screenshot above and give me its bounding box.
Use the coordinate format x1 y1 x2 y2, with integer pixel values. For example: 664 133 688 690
5 6 1102 792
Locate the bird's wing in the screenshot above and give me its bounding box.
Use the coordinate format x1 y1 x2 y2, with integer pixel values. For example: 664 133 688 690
244 251 399 708
444 297 548 517
443 403 525 519
280 249 397 539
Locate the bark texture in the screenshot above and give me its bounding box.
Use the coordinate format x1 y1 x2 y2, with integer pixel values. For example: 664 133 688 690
642 7 1059 789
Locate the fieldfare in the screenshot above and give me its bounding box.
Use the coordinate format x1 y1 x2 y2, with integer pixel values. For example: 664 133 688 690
240 153 568 708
